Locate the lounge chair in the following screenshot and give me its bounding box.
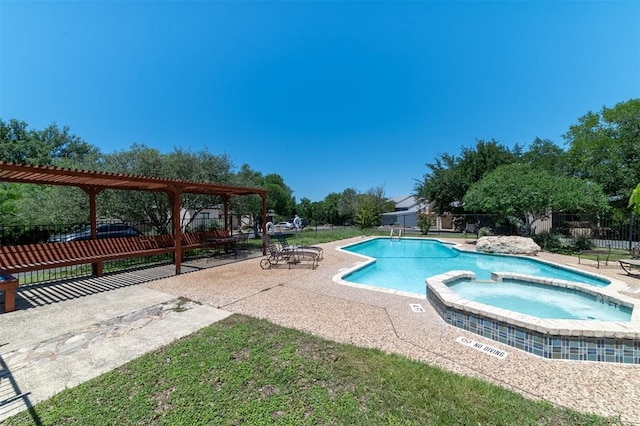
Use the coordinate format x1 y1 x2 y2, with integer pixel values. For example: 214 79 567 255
273 233 323 260
261 236 319 270
260 238 295 269
619 244 640 276
463 223 478 237
619 259 640 276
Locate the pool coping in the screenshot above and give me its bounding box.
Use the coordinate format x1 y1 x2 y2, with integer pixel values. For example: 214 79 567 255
333 236 623 295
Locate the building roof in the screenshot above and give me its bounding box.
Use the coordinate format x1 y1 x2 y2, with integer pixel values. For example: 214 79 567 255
381 195 427 217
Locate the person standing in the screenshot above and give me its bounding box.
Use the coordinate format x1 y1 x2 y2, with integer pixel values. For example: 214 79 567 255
293 215 302 232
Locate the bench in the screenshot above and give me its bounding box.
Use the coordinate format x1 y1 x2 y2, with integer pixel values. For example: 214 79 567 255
0 236 176 312
175 230 242 260
0 236 176 275
0 271 18 313
619 259 640 276
578 245 611 268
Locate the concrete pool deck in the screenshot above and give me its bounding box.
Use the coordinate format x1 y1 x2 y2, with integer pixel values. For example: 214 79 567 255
1 236 640 424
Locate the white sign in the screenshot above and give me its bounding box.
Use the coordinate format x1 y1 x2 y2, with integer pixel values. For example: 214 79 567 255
456 336 508 359
409 303 425 313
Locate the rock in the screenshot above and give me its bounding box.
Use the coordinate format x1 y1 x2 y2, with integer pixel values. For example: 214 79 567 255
475 236 541 255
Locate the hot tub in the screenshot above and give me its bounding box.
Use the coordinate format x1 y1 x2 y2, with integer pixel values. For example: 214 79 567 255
426 271 640 363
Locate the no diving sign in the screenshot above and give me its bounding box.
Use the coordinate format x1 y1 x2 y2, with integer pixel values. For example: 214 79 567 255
456 336 508 360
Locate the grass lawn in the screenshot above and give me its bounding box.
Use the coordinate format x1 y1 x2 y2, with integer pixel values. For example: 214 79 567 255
5 315 622 425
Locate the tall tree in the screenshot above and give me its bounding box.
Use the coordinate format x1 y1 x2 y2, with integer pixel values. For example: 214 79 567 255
97 144 235 233
263 174 295 218
338 188 358 222
364 185 393 217
354 196 379 230
0 120 103 226
565 98 640 204
520 138 569 175
321 193 340 226
415 139 516 213
99 145 173 233
296 197 314 222
0 119 98 166
230 164 266 233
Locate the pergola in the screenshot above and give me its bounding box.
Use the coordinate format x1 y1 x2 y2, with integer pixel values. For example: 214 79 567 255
0 162 268 275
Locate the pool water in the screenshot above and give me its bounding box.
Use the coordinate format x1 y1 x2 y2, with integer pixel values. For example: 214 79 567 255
342 238 609 295
448 278 631 321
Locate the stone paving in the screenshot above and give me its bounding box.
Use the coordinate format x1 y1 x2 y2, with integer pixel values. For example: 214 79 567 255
1 237 640 424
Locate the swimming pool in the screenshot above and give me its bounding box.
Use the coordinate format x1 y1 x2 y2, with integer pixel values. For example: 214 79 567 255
340 238 609 296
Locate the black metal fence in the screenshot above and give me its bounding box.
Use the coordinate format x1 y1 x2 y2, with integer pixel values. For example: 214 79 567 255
0 218 229 246
0 218 234 286
448 212 639 251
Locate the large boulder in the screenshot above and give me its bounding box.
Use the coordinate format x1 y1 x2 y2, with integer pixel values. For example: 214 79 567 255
475 236 541 255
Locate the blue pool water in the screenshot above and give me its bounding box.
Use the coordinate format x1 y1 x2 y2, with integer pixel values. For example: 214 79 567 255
342 238 609 295
448 278 630 321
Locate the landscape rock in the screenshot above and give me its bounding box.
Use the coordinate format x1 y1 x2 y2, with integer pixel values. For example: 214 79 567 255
475 236 541 255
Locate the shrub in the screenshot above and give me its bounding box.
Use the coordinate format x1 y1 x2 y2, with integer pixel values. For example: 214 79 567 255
572 234 593 251
477 227 493 237
532 231 563 251
417 213 432 235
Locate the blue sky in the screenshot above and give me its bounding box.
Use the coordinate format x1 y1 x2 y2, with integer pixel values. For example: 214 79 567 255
1 1 639 202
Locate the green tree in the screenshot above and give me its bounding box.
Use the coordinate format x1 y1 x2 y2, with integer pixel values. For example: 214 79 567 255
520 138 569 175
99 145 173 233
338 188 358 222
15 184 88 226
0 119 98 166
354 197 378 230
0 183 21 225
98 144 234 233
565 98 640 204
415 139 517 213
463 163 609 234
364 185 393 218
296 197 314 222
263 174 295 218
230 164 266 233
321 193 340 226
417 212 432 235
629 183 640 214
0 120 102 227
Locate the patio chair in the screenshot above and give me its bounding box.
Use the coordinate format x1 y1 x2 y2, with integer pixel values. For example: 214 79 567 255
260 236 320 270
463 223 478 238
273 233 323 260
260 238 295 269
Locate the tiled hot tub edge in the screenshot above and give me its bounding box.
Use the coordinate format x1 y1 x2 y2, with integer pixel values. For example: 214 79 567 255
427 271 640 364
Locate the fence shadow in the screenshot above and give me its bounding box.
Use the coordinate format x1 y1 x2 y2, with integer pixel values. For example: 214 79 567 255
0 349 41 424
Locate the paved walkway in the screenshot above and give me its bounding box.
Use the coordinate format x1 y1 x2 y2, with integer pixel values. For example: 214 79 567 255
1 238 640 424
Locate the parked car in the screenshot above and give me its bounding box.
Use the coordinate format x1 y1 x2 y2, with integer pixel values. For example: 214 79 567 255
275 221 294 230
48 224 142 243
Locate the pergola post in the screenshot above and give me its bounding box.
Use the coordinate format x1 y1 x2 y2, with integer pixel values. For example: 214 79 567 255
82 186 103 276
222 195 230 233
168 186 183 275
261 194 267 255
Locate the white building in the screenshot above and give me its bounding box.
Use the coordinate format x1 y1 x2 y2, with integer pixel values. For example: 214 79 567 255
379 195 456 230
379 195 428 228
